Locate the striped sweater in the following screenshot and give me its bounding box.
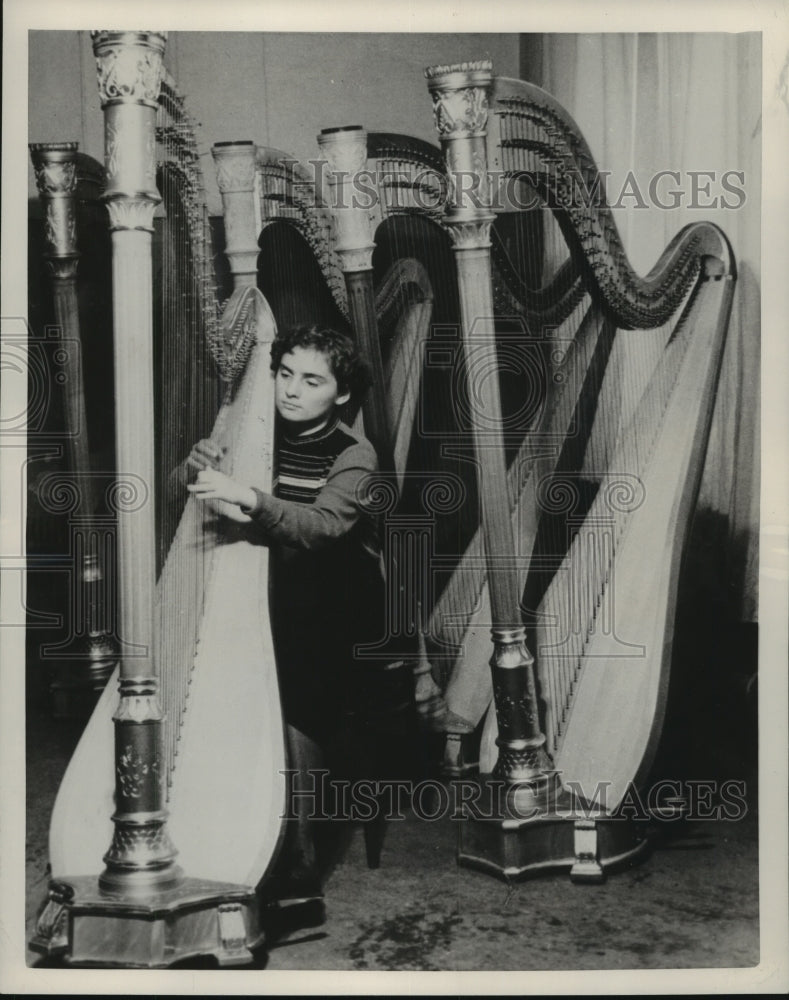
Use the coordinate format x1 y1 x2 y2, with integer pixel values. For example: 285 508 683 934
246 415 385 741
249 418 378 557
246 415 380 559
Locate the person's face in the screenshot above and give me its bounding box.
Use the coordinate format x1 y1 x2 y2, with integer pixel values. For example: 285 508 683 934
274 346 350 432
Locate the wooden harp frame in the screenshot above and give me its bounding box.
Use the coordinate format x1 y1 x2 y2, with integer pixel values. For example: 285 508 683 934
422 61 735 879
31 31 285 968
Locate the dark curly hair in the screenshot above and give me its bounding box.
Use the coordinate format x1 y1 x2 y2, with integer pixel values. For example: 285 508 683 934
270 325 372 400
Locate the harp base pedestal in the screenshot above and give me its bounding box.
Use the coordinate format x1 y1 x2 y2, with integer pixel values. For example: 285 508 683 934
30 875 264 968
457 780 650 883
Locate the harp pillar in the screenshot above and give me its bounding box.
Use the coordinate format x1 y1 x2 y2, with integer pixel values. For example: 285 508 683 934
426 60 593 880
317 125 392 469
426 59 556 788
317 126 448 743
29 142 116 714
212 140 260 289
30 31 261 967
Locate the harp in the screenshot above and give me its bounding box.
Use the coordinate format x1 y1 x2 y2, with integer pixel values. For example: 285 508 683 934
34 34 285 963
420 62 735 877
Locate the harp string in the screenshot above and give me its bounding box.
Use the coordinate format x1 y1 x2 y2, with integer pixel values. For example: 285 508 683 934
247 119 694 758
538 277 699 754
154 75 223 786
256 137 450 652
489 92 698 755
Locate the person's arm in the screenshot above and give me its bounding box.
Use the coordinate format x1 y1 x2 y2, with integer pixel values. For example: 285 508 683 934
187 440 379 550
244 440 378 550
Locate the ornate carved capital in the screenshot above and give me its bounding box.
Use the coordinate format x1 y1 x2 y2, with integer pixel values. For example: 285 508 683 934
30 143 78 196
446 219 493 250
91 31 167 109
425 61 495 227
317 127 376 269
30 144 81 261
106 196 157 232
335 246 375 272
425 60 493 138
212 141 257 194
318 125 367 176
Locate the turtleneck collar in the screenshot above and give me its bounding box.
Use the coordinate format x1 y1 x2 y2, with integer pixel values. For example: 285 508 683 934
279 411 341 446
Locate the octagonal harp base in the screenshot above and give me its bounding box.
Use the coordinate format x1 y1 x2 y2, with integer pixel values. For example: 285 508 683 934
30 875 263 968
457 778 651 884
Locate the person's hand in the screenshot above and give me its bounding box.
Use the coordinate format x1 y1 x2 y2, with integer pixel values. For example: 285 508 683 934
186 439 226 475
187 469 256 510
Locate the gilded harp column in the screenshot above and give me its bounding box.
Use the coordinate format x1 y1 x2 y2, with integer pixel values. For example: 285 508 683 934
425 61 572 874
317 126 392 469
29 144 93 503
212 140 260 290
29 32 262 968
29 142 116 713
91 29 179 897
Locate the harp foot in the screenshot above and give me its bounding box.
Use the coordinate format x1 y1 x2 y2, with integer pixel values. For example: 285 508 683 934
29 880 73 958
569 818 605 883
456 778 650 882
28 875 265 968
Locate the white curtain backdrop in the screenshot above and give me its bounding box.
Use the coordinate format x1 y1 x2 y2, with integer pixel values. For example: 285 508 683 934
536 33 761 621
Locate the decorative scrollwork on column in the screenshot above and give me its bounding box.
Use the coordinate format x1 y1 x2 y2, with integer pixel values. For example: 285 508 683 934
30 142 79 195
30 143 80 278
92 31 165 211
92 30 167 109
425 60 493 135
425 60 494 243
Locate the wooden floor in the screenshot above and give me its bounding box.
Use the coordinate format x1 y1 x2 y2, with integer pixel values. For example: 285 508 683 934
24 702 759 974
21 565 762 979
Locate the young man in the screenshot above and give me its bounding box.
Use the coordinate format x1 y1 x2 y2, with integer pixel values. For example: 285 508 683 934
187 324 389 909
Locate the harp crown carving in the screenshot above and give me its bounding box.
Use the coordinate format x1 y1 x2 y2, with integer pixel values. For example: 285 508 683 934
426 60 494 139
92 31 167 109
